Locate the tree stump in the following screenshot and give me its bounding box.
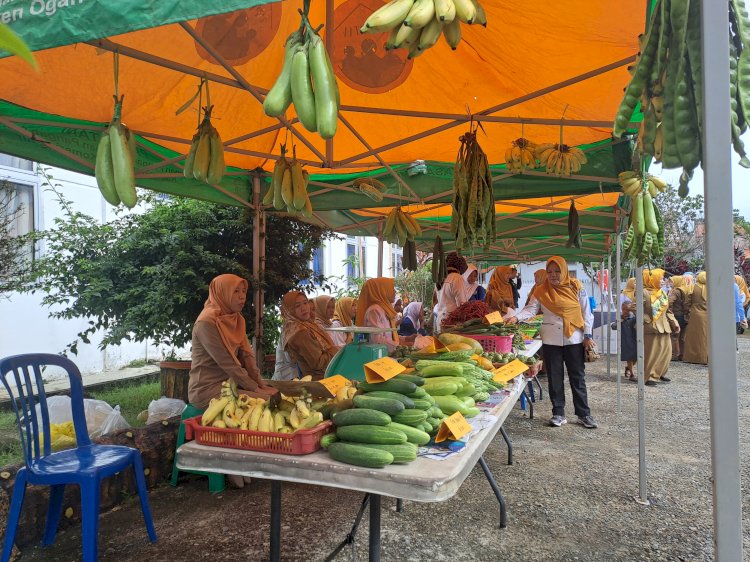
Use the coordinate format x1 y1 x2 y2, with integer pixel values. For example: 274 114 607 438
159 361 192 403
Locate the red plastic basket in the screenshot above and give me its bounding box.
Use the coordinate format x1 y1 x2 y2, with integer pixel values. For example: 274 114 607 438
183 416 334 455
464 334 513 353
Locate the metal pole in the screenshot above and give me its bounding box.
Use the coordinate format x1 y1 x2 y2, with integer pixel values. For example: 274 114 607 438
599 259 605 351
606 254 612 378
252 173 265 369
635 265 648 505
615 235 622 413
701 0 744 558
377 223 384 277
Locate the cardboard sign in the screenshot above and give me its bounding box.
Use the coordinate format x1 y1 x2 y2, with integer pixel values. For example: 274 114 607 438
364 357 406 383
492 359 529 383
319 375 349 398
435 411 472 443
484 311 503 325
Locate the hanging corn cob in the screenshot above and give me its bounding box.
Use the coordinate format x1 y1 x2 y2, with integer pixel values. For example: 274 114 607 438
619 171 667 264
184 105 225 185
353 177 387 202
383 207 422 246
95 95 137 208
450 127 495 251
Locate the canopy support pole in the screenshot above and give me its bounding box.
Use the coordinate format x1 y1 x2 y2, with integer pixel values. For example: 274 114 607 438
701 0 744 558
377 223 384 278
635 265 648 505
599 259 605 351
252 173 265 370
615 234 621 414
606 254 611 378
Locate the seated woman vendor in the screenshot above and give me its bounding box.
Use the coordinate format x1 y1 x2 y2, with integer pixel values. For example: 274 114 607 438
274 290 339 381
398 301 427 337
188 273 277 411
357 278 414 351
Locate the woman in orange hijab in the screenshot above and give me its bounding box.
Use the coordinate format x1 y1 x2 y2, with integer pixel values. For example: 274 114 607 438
524 269 547 306
642 269 680 385
274 291 339 381
485 266 515 314
508 257 597 429
188 274 276 410
330 296 356 346
357 278 405 352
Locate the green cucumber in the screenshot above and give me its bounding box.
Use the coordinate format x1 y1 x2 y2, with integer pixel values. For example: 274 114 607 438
353 395 405 416
332 408 391 427
360 442 417 464
320 433 338 449
387 422 431 445
411 398 433 411
392 408 429 425
420 364 465 378
423 382 459 396
357 379 417 395
328 442 394 468
395 373 425 386
336 425 407 445
408 387 427 398
363 390 415 409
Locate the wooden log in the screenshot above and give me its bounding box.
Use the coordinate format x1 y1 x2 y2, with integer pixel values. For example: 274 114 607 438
159 361 192 403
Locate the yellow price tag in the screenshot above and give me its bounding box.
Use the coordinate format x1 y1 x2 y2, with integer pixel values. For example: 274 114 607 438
484 311 503 324
319 375 349 398
435 411 472 443
364 357 406 383
492 359 529 383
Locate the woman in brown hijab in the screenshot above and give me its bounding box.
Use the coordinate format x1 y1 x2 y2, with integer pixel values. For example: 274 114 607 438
683 272 708 364
188 274 277 410
641 269 680 385
312 295 336 331
485 265 515 314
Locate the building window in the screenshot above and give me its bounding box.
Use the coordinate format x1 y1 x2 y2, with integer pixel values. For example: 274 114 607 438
1 181 35 261
346 239 356 279
312 246 325 281
0 154 33 171
391 244 403 276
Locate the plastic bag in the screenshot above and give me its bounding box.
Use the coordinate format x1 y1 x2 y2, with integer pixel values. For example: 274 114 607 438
35 396 130 438
145 397 186 425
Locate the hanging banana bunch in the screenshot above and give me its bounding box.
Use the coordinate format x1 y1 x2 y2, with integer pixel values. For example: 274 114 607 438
95 95 137 208
383 207 422 246
184 105 225 185
534 143 588 176
504 137 537 172
619 171 666 265
360 0 487 59
263 11 340 139
262 144 313 218
353 177 387 202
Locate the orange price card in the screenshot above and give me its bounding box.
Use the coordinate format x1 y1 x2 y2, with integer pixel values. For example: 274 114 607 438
484 311 503 324
435 411 472 443
364 357 406 383
319 375 349 398
492 359 529 383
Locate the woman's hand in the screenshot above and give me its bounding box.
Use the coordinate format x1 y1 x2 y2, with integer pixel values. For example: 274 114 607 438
255 383 278 396
583 337 595 351
505 316 518 324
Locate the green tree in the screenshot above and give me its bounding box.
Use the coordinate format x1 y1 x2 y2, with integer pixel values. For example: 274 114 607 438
15 181 332 355
0 180 34 297
653 182 704 268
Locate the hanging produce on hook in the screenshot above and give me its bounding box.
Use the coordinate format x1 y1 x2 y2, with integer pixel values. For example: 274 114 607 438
183 104 225 186
619 171 666 265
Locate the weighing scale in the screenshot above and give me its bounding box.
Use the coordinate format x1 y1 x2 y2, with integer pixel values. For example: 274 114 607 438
324 326 396 382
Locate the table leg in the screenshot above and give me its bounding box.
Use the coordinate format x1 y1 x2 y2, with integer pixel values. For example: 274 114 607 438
270 480 281 562
526 379 536 402
396 499 404 513
523 388 534 419
369 494 381 562
478 456 508 529
535 376 544 400
499 426 513 465
324 494 370 562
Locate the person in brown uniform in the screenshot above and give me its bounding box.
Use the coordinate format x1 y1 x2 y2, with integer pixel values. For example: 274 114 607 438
188 274 277 410
642 269 680 385
668 275 690 361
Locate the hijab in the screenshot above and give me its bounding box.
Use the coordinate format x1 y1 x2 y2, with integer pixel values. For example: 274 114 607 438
683 273 695 295
313 295 335 328
355 278 400 345
734 274 750 304
670 275 685 289
622 277 636 301
196 274 253 366
534 256 584 338
525 269 547 305
643 268 669 322
332 296 355 343
462 264 480 301
446 252 467 274
486 266 515 309
280 290 337 352
403 301 423 331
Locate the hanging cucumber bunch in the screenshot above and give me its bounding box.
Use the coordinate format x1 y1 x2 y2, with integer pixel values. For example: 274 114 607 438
262 143 313 218
263 4 340 139
95 95 137 208
620 171 667 265
613 0 750 197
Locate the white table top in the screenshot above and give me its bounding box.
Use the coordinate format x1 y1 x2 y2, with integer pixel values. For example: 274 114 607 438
517 339 542 358
177 377 525 503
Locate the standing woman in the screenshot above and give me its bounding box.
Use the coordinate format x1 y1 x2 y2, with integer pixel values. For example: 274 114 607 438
508 256 597 429
642 269 680 386
682 272 708 365
357 277 402 352
188 274 277 410
485 266 515 315
434 252 468 333
619 277 637 381
463 264 487 302
329 296 356 346
273 291 339 380
668 275 690 361
313 295 336 332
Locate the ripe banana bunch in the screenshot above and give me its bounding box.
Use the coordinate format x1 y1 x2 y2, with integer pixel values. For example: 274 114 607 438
504 137 537 172
263 26 340 139
334 380 358 403
619 171 666 264
95 95 137 208
535 143 588 176
184 105 225 185
383 207 422 245
360 0 487 59
262 145 313 218
353 177 387 202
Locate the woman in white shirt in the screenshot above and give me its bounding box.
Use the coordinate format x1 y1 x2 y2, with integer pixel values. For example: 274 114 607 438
508 256 597 429
434 252 468 333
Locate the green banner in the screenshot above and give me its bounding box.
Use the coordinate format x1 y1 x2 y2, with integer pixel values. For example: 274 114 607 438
0 0 279 55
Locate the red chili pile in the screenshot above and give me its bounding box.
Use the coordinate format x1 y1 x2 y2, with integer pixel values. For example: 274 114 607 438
442 301 492 327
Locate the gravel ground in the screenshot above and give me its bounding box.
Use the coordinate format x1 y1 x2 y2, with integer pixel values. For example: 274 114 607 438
14 338 750 561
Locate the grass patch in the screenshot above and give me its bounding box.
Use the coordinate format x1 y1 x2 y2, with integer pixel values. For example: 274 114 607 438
123 358 151 369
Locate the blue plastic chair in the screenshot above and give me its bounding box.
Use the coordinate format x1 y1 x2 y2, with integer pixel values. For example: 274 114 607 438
0 353 157 562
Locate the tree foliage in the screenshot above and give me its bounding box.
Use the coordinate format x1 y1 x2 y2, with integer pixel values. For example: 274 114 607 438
653 183 704 271
0 180 33 297
16 183 332 354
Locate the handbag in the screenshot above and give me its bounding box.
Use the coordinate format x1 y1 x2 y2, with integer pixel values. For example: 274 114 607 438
584 339 600 362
